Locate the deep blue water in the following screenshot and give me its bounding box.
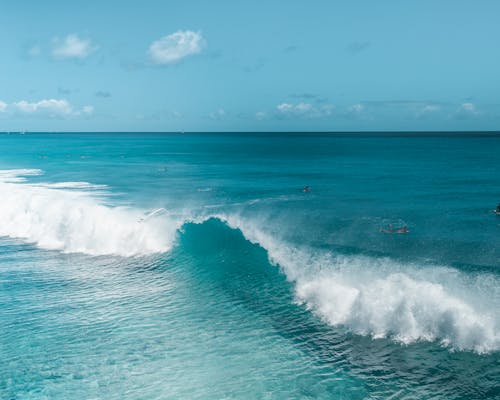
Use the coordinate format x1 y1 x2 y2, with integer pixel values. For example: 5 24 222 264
0 132 499 399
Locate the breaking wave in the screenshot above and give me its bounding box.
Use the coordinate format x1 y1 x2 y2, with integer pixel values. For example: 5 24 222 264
1 169 498 353
0 169 179 256
217 214 500 354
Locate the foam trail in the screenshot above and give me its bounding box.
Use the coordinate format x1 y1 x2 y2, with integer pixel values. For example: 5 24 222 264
0 169 42 182
0 170 178 256
218 213 500 353
35 181 108 190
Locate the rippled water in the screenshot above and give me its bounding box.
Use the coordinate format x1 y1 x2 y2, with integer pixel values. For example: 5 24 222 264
0 133 499 399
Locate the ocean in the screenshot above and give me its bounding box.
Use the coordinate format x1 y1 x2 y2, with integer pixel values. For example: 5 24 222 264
0 132 499 399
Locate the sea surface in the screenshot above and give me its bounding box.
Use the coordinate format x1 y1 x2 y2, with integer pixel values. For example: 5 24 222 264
0 132 499 399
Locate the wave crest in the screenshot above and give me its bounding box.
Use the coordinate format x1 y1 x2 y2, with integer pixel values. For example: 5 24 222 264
218 214 500 353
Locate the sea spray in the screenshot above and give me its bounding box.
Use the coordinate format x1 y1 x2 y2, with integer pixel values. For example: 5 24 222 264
217 213 500 353
0 169 178 256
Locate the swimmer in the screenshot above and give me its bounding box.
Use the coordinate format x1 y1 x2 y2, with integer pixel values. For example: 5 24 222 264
380 224 409 234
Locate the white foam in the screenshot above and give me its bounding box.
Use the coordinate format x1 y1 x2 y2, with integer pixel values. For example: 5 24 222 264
0 169 43 182
35 181 108 190
0 169 179 256
219 213 500 353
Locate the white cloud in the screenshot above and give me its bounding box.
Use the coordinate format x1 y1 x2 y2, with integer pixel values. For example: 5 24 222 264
149 30 204 64
420 104 440 113
14 99 74 115
278 102 311 114
82 105 94 114
343 103 372 120
0 99 93 118
347 103 364 114
52 34 96 60
255 111 267 120
415 104 441 119
460 102 477 113
209 108 226 120
276 102 334 118
455 102 480 119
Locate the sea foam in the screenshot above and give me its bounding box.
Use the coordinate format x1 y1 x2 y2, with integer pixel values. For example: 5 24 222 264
0 169 178 256
219 213 500 353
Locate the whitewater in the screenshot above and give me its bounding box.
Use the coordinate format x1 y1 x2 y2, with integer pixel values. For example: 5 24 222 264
1 167 498 355
1 132 499 399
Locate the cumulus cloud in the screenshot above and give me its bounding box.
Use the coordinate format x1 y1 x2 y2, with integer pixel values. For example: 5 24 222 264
52 34 97 60
0 99 93 118
14 99 74 115
455 102 481 119
416 104 441 119
342 103 371 120
350 100 448 120
149 30 204 64
347 103 364 114
209 108 226 120
82 105 94 114
276 102 335 118
460 102 477 114
420 104 440 113
255 111 267 120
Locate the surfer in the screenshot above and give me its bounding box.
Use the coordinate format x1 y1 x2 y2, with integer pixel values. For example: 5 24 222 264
380 224 409 234
495 203 500 215
302 186 311 193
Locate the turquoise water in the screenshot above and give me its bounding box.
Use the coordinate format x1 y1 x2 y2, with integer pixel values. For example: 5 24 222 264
0 132 499 399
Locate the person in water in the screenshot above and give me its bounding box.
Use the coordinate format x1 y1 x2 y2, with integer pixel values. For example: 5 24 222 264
302 186 311 192
495 203 500 214
381 224 409 233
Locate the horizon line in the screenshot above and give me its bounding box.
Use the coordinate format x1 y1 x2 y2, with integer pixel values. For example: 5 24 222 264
2 130 500 135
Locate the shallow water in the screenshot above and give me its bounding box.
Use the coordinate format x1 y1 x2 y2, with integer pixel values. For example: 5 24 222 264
0 132 499 399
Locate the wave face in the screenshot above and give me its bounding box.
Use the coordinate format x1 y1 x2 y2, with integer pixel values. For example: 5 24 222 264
218 214 500 354
0 170 178 256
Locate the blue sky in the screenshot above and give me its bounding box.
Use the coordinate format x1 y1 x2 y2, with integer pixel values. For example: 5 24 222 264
1 0 499 132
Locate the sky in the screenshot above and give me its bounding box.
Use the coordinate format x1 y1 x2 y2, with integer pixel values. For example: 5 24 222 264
1 0 500 132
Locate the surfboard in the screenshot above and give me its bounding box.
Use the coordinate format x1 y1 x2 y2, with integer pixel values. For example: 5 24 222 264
139 208 166 222
379 228 409 234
